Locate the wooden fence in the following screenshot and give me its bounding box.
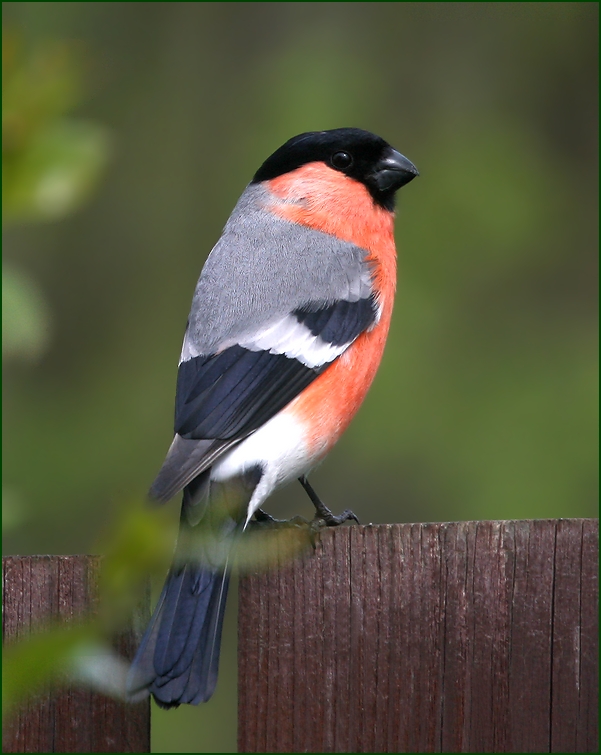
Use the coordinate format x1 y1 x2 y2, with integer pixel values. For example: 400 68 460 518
3 519 598 753
2 556 150 753
238 519 599 753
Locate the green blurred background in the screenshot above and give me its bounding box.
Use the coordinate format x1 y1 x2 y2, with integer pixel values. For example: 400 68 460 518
3 2 598 752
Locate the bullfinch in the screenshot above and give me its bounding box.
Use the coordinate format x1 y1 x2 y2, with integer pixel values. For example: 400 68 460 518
126 128 418 708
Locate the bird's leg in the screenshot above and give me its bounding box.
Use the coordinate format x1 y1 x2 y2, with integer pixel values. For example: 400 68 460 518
298 476 360 526
250 477 360 535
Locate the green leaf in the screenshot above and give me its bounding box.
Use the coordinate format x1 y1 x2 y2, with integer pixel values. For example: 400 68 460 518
2 119 111 224
2 622 98 722
2 263 51 361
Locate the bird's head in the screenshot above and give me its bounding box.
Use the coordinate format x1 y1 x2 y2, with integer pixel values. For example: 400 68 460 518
252 128 418 212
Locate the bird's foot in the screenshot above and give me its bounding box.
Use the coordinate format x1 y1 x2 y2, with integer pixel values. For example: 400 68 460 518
298 475 360 527
311 505 360 527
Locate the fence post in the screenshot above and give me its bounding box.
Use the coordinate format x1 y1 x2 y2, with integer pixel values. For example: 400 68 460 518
2 555 150 753
238 518 599 753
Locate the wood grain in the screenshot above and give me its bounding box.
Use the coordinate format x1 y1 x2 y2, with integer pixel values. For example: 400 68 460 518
238 519 599 753
2 555 150 753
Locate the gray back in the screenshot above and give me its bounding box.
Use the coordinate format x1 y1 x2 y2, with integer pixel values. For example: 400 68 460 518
183 184 374 358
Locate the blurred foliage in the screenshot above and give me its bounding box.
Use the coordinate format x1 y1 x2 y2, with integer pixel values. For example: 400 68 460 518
2 500 174 722
2 497 313 723
2 2 598 753
1 21 119 728
2 29 110 224
3 622 99 721
2 262 50 362
2 27 110 376
2 26 111 520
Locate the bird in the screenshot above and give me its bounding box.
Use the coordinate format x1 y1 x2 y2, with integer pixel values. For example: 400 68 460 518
126 127 418 708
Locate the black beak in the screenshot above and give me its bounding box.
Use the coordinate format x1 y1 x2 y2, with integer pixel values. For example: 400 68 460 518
373 148 419 192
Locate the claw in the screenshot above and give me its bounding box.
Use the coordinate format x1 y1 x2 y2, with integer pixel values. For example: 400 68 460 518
298 476 360 527
313 508 360 527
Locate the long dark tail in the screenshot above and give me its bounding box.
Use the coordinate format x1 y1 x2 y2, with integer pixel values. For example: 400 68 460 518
126 560 230 708
127 470 257 707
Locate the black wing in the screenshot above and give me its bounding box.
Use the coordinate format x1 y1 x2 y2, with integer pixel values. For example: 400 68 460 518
175 346 322 440
151 295 377 501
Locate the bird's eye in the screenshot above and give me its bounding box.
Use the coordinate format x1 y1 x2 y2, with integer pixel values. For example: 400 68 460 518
331 151 353 170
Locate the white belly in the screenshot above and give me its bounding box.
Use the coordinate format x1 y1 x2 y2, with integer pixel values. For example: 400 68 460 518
210 409 313 524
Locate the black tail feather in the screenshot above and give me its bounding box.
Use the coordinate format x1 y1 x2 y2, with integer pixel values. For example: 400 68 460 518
130 470 258 708
127 562 230 707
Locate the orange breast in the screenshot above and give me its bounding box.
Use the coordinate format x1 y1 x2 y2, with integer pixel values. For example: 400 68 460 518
287 313 393 455
266 163 398 455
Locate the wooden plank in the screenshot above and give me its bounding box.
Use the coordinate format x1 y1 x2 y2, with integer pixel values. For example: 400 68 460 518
238 519 599 753
578 519 600 752
551 518 584 752
2 555 150 754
